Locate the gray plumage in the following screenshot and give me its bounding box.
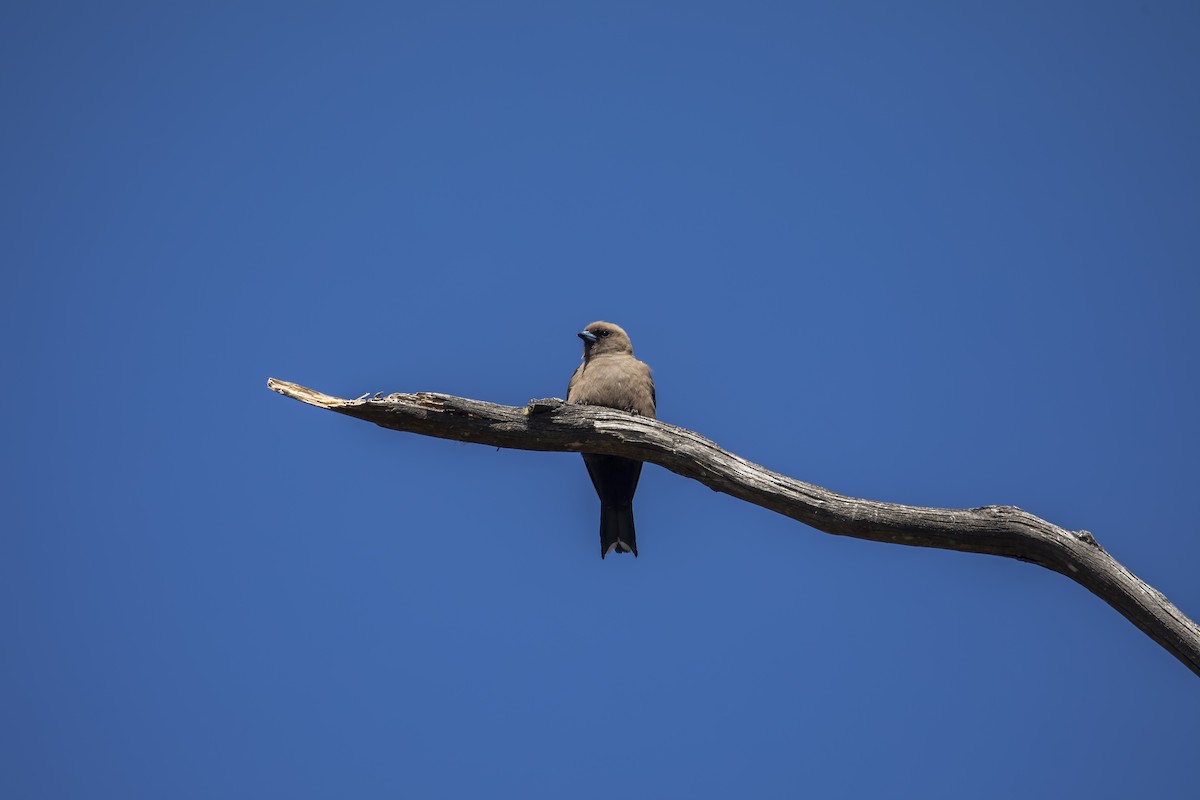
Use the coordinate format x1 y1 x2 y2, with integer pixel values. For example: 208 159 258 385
567 321 655 558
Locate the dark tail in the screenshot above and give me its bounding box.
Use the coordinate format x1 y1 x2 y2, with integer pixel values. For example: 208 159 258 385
582 454 643 559
600 503 638 559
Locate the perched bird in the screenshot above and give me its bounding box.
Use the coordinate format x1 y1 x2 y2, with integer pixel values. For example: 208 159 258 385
567 321 656 558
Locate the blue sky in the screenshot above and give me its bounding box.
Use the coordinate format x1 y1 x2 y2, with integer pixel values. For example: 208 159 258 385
4 2 1199 797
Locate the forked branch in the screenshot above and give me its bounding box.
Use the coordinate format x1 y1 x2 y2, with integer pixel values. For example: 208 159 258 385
267 377 1200 677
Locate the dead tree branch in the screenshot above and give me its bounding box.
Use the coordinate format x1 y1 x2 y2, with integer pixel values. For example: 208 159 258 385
267 377 1200 678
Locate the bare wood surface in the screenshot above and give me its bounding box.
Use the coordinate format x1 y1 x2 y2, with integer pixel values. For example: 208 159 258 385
267 377 1200 677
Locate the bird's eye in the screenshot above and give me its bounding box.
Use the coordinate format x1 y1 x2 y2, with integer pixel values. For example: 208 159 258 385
599 330 610 338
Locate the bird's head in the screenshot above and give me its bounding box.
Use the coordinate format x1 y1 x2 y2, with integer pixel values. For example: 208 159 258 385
578 321 634 358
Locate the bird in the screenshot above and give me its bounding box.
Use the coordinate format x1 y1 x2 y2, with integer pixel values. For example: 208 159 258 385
567 321 656 558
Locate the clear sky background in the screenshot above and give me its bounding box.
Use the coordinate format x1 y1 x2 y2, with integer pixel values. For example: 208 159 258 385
4 2 1199 798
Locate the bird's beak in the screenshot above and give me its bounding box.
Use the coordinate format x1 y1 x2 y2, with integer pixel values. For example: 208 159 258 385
577 330 598 344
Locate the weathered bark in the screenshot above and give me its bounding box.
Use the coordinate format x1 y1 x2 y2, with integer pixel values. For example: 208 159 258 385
267 377 1200 678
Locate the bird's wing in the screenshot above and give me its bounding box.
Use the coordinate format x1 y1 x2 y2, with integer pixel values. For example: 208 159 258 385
567 362 584 402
